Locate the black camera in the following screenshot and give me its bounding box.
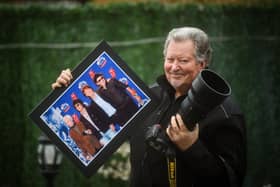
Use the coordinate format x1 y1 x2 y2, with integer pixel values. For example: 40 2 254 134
145 69 231 155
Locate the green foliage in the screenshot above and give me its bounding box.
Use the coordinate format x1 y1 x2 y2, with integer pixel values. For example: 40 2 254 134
0 2 279 187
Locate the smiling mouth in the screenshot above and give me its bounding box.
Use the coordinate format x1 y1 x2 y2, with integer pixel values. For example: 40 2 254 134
170 73 183 78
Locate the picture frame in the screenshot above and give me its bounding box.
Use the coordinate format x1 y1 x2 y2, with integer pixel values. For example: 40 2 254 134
29 41 159 177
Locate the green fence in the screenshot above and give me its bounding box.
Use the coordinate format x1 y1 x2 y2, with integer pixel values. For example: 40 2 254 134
0 3 279 187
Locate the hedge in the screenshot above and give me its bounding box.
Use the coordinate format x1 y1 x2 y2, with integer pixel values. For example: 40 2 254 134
0 2 279 187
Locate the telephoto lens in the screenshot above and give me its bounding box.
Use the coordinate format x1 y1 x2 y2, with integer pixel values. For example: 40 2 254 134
179 69 231 130
145 69 231 155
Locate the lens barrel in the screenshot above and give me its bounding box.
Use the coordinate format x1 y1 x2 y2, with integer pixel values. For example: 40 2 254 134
179 69 231 130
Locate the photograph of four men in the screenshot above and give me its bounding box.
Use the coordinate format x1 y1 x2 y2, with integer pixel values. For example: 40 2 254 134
40 51 150 166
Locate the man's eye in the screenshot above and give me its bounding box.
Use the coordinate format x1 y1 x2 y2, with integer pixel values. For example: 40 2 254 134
167 58 174 63
179 59 189 64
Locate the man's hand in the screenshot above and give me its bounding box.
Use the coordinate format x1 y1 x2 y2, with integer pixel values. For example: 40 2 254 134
51 68 73 89
166 113 199 151
109 124 116 132
84 129 92 135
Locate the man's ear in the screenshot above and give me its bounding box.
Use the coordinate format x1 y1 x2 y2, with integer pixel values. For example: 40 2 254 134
200 61 207 69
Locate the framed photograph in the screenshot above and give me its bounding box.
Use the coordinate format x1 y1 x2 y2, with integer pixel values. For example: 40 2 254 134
29 41 159 176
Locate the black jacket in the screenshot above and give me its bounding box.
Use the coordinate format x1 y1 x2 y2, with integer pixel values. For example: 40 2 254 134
129 75 246 187
80 101 112 139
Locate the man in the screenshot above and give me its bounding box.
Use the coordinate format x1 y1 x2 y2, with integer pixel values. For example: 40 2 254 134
72 98 115 145
78 82 120 132
92 73 139 125
78 81 117 121
52 27 246 187
107 67 145 107
63 115 102 160
129 27 246 187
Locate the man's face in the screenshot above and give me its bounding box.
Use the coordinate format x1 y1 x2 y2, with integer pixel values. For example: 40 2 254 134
74 102 83 112
96 76 106 88
83 87 95 97
164 39 206 95
64 117 74 127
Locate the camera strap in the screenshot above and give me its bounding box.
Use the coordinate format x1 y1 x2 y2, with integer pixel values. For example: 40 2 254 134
166 156 177 187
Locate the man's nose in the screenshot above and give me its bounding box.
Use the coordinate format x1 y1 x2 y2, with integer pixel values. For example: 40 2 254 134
171 61 180 71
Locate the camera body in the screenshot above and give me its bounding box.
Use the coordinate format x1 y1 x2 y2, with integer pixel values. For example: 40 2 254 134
145 69 231 154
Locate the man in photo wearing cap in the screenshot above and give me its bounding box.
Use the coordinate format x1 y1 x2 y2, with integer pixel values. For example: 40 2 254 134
92 73 139 126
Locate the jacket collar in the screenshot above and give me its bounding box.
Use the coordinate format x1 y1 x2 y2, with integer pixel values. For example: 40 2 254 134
156 74 176 98
156 74 189 101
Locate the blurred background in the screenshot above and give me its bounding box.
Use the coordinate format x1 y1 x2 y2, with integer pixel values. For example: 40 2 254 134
0 0 279 187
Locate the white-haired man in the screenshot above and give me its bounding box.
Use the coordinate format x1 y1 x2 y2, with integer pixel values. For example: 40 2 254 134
52 27 246 187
